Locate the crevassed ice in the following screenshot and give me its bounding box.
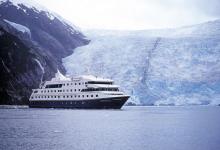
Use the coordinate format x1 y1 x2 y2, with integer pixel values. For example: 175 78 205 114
63 22 220 105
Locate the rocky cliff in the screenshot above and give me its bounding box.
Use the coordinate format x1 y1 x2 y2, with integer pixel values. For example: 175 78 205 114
0 0 89 104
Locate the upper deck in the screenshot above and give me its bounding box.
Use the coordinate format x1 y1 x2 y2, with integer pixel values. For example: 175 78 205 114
39 71 115 90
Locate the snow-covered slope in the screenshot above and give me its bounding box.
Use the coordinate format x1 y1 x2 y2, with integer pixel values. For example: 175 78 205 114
3 19 31 34
0 0 79 31
63 20 220 105
0 0 46 10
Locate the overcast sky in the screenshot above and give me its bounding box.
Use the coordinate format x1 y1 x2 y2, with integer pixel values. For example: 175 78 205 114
37 0 220 30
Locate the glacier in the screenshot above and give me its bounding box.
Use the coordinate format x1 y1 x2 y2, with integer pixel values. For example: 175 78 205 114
63 20 220 105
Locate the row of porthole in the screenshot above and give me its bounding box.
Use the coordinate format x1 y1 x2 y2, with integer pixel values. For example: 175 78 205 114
63 82 86 86
40 89 81 93
32 94 98 99
34 101 85 105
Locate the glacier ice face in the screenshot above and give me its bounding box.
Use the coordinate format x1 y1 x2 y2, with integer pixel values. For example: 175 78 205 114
63 32 155 104
63 20 220 105
148 37 220 105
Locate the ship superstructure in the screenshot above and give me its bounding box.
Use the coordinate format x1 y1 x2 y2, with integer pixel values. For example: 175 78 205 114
29 71 129 109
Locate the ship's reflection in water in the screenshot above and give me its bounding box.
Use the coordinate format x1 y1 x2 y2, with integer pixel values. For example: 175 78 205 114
0 106 220 150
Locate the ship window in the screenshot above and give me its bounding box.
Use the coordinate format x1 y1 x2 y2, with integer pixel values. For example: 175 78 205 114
79 83 81 85
63 84 65 86
87 95 89 97
34 90 38 93
48 90 49 92
75 83 77 85
91 95 93 97
58 96 60 98
71 83 73 85
63 90 65 92
54 90 56 92
67 95 69 98
51 96 53 98
78 89 80 91
67 89 69 92
75 95 77 98
96 95 98 97
75 89 76 92
44 90 46 93
67 83 69 86
78 95 80 98
71 95 73 98
70 89 72 92
41 91 43 93
46 84 63 88
63 96 65 98
55 96 56 98
45 96 46 98
48 96 49 98
31 97 33 99
87 81 113 84
51 90 53 92
82 95 84 97
81 88 118 92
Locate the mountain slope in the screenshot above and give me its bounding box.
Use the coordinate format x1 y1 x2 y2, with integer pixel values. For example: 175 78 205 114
63 20 220 105
0 0 89 104
0 27 42 104
0 0 88 58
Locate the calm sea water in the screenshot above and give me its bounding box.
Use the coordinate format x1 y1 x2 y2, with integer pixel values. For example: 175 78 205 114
0 106 220 150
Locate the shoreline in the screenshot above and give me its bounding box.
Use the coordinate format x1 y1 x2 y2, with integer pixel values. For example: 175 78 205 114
0 105 29 109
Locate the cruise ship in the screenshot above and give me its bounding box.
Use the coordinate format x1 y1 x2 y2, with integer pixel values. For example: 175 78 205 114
29 71 129 109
